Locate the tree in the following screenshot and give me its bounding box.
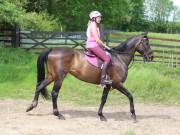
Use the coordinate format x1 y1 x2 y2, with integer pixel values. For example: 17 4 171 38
144 0 174 32
128 0 147 31
46 0 145 31
0 0 23 26
0 0 147 31
0 0 58 30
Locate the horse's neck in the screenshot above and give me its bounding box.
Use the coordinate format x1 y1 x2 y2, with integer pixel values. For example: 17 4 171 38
116 46 136 67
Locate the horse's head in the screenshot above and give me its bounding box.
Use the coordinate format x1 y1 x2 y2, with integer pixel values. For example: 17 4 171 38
135 32 154 62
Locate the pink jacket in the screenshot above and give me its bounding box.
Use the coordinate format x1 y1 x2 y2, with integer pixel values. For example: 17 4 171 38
86 22 100 48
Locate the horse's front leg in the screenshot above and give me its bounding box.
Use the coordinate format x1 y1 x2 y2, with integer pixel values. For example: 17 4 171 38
98 85 110 121
115 83 136 122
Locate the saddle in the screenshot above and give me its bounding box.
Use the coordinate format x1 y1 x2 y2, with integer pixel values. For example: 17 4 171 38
84 50 112 68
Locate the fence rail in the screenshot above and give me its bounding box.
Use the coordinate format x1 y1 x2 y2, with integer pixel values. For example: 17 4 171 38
0 26 20 47
1 27 180 66
109 32 180 66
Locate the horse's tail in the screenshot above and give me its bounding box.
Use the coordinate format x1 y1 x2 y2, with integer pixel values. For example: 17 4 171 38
37 48 52 100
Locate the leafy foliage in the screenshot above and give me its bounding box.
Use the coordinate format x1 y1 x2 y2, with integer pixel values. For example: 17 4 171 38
144 0 179 33
0 0 59 30
18 12 59 30
0 0 180 32
0 0 23 25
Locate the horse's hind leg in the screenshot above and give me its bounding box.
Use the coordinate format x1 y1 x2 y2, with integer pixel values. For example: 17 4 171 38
98 85 110 121
51 71 66 119
115 83 136 122
26 77 53 112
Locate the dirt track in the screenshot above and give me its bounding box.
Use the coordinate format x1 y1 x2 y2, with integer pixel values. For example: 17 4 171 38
0 99 180 135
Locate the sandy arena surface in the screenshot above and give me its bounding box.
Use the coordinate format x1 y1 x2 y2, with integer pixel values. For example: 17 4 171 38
0 99 180 135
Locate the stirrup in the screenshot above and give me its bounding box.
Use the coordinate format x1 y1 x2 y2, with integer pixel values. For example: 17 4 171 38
100 79 112 85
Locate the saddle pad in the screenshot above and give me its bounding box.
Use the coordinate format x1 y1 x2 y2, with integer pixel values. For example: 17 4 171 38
84 51 111 68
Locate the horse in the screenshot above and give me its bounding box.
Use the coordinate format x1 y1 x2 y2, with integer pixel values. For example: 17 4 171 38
26 32 153 122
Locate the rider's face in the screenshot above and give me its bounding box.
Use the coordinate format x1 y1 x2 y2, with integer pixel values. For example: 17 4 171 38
96 16 101 24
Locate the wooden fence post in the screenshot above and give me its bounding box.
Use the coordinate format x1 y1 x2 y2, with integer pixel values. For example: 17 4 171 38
12 26 20 48
106 31 109 46
15 27 20 47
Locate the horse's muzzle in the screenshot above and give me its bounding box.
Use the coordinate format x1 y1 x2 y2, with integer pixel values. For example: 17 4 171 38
143 50 154 62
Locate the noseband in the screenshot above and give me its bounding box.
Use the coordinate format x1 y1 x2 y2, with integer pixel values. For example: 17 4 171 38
143 49 153 58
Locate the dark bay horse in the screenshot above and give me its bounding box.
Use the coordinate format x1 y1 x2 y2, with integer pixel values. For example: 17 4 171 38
26 32 153 121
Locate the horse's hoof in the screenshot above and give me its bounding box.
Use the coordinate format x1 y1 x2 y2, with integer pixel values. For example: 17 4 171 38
58 114 65 120
131 114 137 123
99 115 107 122
53 111 65 120
26 104 34 112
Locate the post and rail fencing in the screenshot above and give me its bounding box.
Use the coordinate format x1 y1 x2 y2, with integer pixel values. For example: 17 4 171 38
0 25 20 48
109 32 180 66
1 27 180 66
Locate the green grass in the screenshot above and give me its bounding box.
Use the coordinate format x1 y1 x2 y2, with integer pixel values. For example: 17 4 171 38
126 62 180 104
1 42 180 106
0 46 37 98
120 130 139 135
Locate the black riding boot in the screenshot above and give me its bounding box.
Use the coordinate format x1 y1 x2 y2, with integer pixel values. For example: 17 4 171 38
100 63 112 85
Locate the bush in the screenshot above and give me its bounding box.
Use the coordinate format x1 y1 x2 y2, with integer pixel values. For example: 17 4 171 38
0 0 23 25
18 12 59 31
0 0 59 31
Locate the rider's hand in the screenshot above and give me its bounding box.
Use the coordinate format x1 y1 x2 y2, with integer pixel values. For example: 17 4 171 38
105 45 111 50
102 43 108 48
101 43 111 50
101 43 106 48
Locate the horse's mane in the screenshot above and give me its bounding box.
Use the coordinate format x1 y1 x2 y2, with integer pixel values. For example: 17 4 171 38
112 36 136 52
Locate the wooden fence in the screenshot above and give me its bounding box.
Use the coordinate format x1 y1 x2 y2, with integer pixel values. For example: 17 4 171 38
0 26 20 48
0 27 109 50
1 27 180 66
109 33 180 66
20 31 86 50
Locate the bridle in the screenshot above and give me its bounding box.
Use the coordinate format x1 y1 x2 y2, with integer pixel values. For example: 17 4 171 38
110 37 149 55
137 37 153 60
109 36 152 69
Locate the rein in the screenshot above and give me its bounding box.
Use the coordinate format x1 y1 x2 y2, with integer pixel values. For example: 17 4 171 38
109 38 143 69
108 49 131 55
109 49 135 69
